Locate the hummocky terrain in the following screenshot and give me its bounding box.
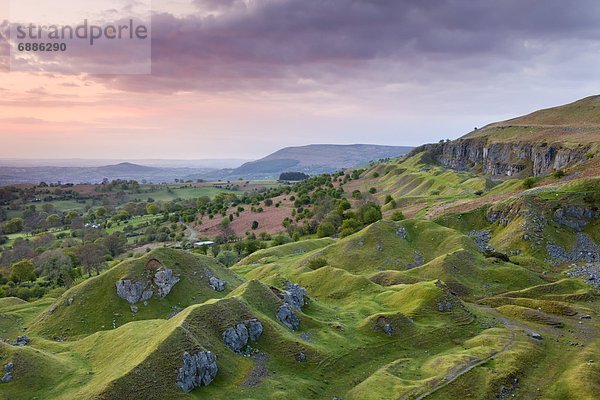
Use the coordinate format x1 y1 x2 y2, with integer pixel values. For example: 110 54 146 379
0 96 598 399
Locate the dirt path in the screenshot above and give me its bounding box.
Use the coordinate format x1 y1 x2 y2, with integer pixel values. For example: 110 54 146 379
401 308 518 400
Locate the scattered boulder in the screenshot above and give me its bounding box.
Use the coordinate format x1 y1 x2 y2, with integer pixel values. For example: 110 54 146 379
154 267 180 297
222 319 263 352
282 282 308 310
396 227 407 239
1 362 13 383
130 305 139 313
67 297 74 306
11 335 30 346
530 332 543 340
437 301 453 312
209 276 226 292
277 303 301 330
115 280 146 304
383 323 394 336
295 352 307 362
176 351 218 393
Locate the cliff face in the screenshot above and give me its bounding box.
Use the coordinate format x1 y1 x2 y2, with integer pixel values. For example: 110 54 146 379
413 138 591 177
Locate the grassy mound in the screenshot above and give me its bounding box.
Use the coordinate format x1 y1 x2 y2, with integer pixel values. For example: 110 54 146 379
28 248 243 339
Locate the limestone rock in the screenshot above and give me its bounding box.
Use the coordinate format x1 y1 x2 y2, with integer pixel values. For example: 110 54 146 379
396 227 407 239
209 276 226 292
277 303 301 330
11 335 30 346
282 282 307 310
115 280 145 304
222 319 263 352
154 267 180 297
176 351 218 393
1 362 13 383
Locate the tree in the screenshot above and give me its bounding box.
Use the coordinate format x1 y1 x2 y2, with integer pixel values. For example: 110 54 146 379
10 260 36 283
317 221 336 238
2 218 23 234
45 214 62 228
76 243 107 276
216 250 238 267
391 211 405 221
35 249 73 285
279 172 309 181
102 233 128 257
522 177 536 189
357 203 382 225
146 203 161 215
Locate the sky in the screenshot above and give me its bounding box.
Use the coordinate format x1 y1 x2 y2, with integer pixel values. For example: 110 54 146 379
1 0 599 161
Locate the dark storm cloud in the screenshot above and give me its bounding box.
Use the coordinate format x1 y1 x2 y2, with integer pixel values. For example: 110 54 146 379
15 0 600 92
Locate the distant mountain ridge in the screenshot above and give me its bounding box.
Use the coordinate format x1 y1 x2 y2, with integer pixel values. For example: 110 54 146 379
229 144 414 178
0 144 414 185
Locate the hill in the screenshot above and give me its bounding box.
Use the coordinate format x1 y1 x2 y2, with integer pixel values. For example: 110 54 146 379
411 96 600 177
230 144 414 178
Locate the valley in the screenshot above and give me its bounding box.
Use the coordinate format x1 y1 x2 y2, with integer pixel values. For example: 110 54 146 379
0 97 598 399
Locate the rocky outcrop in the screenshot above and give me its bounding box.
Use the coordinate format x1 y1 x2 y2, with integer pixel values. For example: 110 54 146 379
281 282 307 310
154 267 180 297
176 351 218 393
209 276 226 292
116 266 179 304
547 233 600 265
115 280 152 304
222 319 263 352
466 230 493 251
1 362 13 383
277 303 301 330
412 137 590 177
553 206 599 231
11 335 30 346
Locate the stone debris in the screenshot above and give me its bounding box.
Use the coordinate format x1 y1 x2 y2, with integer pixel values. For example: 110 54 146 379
466 230 494 251
547 233 600 265
295 352 307 362
566 263 600 289
176 351 218 393
130 305 139 313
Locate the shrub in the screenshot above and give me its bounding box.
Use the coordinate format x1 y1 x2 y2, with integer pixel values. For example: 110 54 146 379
391 211 405 221
522 177 537 189
307 257 328 269
317 222 336 238
251 221 259 230
553 169 565 179
217 250 239 267
369 187 377 194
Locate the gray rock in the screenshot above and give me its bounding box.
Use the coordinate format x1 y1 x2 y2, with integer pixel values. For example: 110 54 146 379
530 332 543 340
176 351 218 392
277 303 301 330
383 323 394 336
11 335 30 346
154 267 180 297
295 352 307 362
376 245 383 252
466 230 494 251
209 276 226 292
2 363 13 381
245 319 264 342
222 319 263 352
396 227 407 239
282 281 308 310
67 297 74 306
141 289 153 301
223 323 249 353
130 305 139 313
115 280 145 304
